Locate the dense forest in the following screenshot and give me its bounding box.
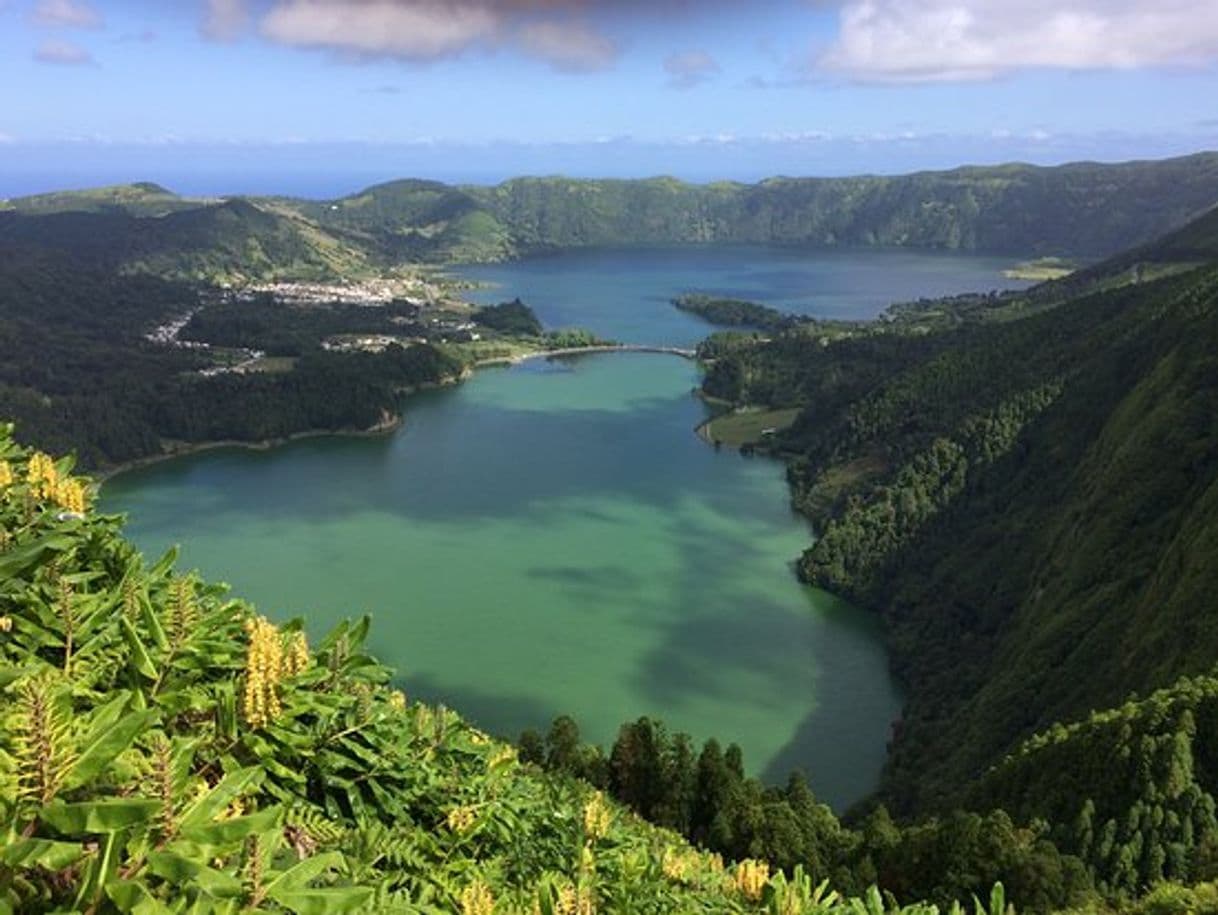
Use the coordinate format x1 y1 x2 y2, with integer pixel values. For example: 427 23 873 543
700 206 1218 826
0 249 463 469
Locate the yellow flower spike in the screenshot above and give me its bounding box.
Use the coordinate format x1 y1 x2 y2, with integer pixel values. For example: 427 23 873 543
26 452 58 502
0 459 12 490
459 879 495 915
0 616 12 633
582 792 612 842
487 745 516 771
282 631 310 677
732 859 770 901
241 616 284 729
387 689 407 711
54 478 87 515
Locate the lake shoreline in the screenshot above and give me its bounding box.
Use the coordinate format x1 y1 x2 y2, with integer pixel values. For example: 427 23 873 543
97 345 697 485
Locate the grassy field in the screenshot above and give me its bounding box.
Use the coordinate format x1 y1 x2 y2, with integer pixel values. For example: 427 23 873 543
1003 257 1077 281
703 407 802 446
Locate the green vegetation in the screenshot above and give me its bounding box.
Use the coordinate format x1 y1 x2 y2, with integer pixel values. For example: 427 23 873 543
0 198 372 284
702 408 802 447
471 298 544 336
672 294 802 331
522 716 1094 913
292 153 1218 261
699 206 1218 827
0 251 463 470
1 429 1013 915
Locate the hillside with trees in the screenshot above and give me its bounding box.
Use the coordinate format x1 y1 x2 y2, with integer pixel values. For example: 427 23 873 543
700 207 1218 820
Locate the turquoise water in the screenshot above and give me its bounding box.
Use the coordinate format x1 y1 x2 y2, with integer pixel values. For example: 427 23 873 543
103 247 1025 808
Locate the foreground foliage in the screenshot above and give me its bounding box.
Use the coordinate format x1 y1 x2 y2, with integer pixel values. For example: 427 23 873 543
1 427 1007 914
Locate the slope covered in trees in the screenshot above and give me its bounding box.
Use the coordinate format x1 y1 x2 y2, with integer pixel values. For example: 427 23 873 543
700 208 1218 819
298 153 1218 262
8 152 1218 271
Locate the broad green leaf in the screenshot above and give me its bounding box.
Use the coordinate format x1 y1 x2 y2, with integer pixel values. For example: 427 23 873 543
146 850 244 898
266 887 375 915
65 701 157 791
0 837 85 869
176 805 282 847
121 616 159 680
41 798 160 834
263 851 344 895
178 766 264 829
106 878 175 915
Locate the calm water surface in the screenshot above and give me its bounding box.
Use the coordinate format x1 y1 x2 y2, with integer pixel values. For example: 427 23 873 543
104 247 1028 807
457 244 1030 345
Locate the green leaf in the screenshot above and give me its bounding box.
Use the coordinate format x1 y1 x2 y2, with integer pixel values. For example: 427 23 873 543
64 700 157 791
106 878 175 915
264 851 344 895
41 798 160 834
176 806 282 847
146 850 244 898
266 887 375 915
0 533 74 581
121 615 159 680
178 766 264 829
0 837 85 869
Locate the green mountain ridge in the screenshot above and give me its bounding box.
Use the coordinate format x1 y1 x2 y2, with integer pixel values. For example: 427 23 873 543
7 151 1218 273
0 198 372 283
700 205 1218 825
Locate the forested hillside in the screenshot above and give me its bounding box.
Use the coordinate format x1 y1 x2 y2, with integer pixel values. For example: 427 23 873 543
701 208 1218 818
0 251 463 469
0 198 371 283
299 153 1218 261
7 152 1218 270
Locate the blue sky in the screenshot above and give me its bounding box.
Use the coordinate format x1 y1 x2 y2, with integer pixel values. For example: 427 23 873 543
2 0 1217 196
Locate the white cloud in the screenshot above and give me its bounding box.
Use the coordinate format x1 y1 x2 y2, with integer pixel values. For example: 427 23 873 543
664 49 720 88
30 0 102 29
260 0 499 59
33 38 95 65
201 0 250 41
820 0 1218 82
516 20 617 72
246 0 620 70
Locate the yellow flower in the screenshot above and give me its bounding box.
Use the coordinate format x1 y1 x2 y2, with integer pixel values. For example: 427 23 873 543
460 879 495 915
0 459 12 489
487 745 516 771
662 848 695 883
54 478 87 515
26 452 58 501
733 859 770 901
582 792 612 841
554 884 595 915
446 805 477 833
388 689 407 710
0 616 12 633
242 616 284 729
282 631 310 676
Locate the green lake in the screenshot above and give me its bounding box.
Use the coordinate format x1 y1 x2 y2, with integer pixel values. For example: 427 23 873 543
103 246 1030 808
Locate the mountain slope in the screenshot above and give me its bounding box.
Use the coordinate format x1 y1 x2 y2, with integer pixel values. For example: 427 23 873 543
294 152 1218 261
0 198 372 282
699 207 1218 815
